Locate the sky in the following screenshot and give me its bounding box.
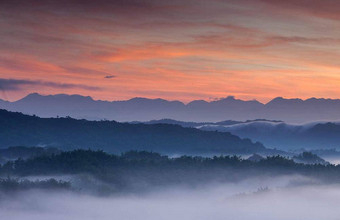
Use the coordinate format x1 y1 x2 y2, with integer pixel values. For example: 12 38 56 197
1 0 340 102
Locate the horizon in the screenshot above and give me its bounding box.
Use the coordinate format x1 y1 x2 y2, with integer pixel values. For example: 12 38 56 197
3 92 340 105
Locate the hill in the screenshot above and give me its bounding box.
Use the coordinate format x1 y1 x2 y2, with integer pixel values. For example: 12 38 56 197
198 121 340 150
0 150 338 193
0 109 269 155
0 146 60 164
140 119 340 151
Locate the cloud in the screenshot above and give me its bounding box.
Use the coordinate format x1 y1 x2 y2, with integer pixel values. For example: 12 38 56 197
260 0 340 20
0 78 100 91
267 36 340 45
62 66 113 76
0 0 340 102
104 75 116 79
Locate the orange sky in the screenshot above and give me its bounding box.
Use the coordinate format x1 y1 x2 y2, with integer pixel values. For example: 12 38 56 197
1 0 340 103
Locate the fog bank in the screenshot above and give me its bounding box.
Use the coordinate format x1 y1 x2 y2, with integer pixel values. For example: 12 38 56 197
1 175 339 220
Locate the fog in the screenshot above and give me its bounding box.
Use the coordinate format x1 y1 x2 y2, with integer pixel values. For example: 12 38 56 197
1 175 340 220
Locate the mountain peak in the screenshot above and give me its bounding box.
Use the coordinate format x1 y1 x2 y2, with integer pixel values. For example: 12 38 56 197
266 97 303 106
25 92 41 98
224 96 236 100
20 93 94 102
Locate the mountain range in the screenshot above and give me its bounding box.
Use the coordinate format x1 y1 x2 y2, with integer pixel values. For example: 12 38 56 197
0 109 270 155
3 93 340 123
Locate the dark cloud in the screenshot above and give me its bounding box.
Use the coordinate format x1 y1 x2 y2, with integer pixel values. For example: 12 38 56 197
0 78 100 91
3 0 339 21
267 36 340 45
104 75 116 79
260 0 340 20
0 0 172 16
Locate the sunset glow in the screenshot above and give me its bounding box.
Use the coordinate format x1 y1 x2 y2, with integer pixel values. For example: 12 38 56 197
1 0 340 102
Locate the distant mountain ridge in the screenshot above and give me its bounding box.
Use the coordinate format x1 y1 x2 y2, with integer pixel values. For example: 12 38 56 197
132 119 282 128
3 93 340 123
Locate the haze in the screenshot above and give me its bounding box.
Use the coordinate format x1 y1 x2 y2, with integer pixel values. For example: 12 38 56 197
1 176 340 220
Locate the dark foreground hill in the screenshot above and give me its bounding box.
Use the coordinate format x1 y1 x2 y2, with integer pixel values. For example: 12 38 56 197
0 109 269 155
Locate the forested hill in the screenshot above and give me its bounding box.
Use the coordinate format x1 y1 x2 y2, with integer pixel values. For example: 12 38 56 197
1 150 338 193
0 109 269 154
